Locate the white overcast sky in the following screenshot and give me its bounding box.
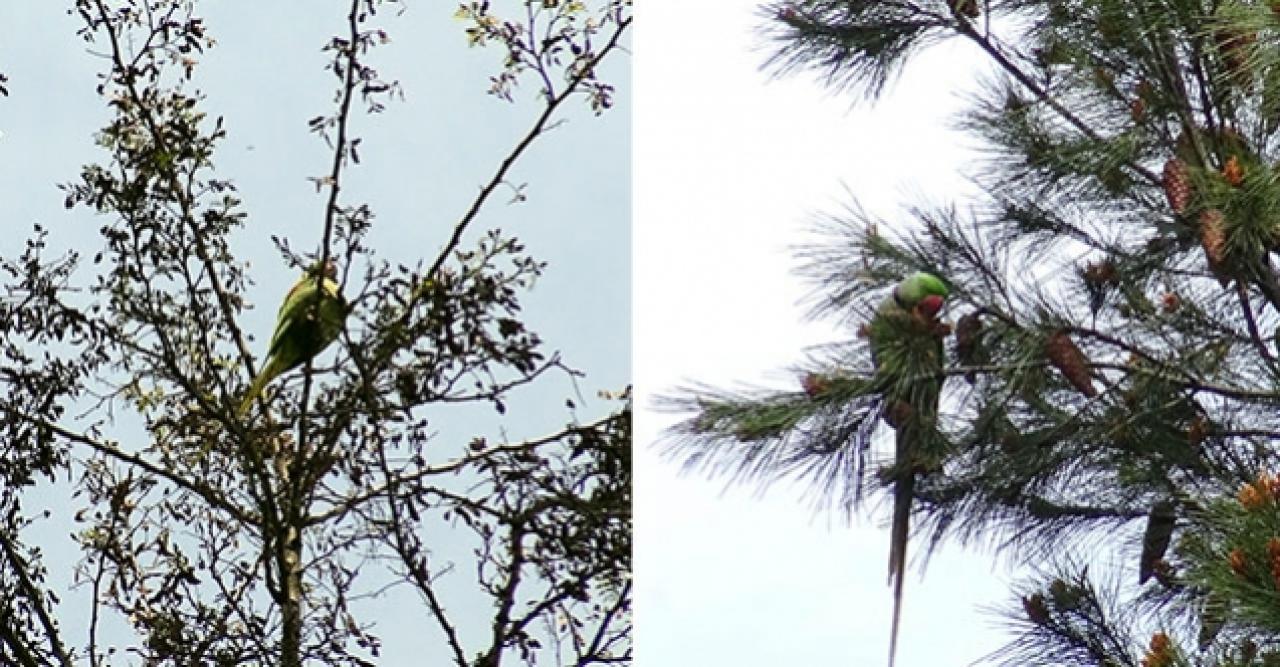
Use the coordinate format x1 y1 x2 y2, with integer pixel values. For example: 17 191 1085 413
635 3 1026 665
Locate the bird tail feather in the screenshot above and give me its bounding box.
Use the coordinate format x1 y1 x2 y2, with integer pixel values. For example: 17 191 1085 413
236 360 278 417
888 428 912 667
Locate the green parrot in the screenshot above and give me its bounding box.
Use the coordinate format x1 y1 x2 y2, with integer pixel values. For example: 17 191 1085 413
866 271 949 667
237 260 347 417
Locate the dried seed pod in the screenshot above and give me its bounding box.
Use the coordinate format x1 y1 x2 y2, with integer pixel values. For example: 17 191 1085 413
1045 331 1097 397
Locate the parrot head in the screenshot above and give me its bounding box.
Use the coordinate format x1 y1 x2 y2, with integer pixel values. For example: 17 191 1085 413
896 272 949 317
304 259 338 280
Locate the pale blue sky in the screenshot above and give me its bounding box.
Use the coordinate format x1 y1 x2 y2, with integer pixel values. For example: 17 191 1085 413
0 1 628 664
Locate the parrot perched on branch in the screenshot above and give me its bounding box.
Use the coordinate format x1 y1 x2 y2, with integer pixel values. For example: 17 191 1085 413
866 271 950 667
237 260 347 417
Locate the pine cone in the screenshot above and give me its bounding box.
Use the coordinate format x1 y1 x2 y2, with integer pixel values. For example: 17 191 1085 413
1135 80 1155 101
1187 414 1207 447
1022 593 1050 624
1082 260 1119 286
1047 578 1082 610
1045 331 1097 397
1162 158 1192 215
1139 503 1175 584
1215 27 1256 84
1223 155 1245 187
1199 208 1230 282
801 372 829 398
1217 126 1248 155
954 312 982 382
1130 97 1146 123
1141 632 1174 667
1240 481 1268 510
1151 559 1175 587
1229 547 1249 577
1268 537 1280 588
1242 639 1259 665
885 399 913 429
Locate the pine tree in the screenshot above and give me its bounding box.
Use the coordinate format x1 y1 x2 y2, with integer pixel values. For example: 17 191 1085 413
663 0 1280 664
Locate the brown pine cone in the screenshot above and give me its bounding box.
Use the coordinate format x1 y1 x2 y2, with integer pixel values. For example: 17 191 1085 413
1268 537 1280 588
1130 97 1146 123
885 399 914 429
1199 208 1229 282
1162 158 1192 215
1229 547 1249 577
1239 481 1268 510
1045 331 1097 397
1082 260 1119 286
801 372 829 398
1187 414 1207 447
1142 632 1174 667
1022 593 1050 624
954 312 982 381
1215 27 1257 84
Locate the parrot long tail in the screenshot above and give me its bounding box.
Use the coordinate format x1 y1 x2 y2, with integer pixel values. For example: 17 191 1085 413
887 428 912 667
237 357 283 417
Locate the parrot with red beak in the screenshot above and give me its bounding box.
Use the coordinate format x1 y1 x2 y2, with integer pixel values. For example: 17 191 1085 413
866 271 950 667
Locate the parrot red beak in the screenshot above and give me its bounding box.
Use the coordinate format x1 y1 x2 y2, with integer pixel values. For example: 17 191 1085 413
917 294 945 319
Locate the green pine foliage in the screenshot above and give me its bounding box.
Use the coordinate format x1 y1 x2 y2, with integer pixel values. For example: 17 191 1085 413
663 0 1280 663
